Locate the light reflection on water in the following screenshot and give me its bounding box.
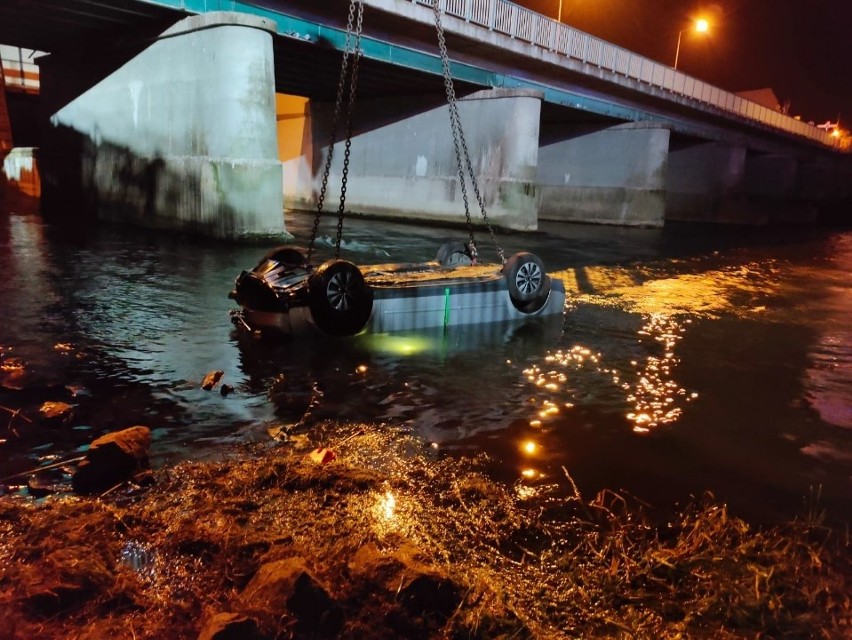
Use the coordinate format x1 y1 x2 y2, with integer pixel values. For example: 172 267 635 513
1 204 850 522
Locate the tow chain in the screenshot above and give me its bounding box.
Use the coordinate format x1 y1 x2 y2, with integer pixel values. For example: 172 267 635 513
431 0 505 266
306 0 364 265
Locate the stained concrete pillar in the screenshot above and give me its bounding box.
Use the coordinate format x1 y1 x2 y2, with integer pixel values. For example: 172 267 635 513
822 159 852 224
283 88 542 231
665 141 757 223
744 152 813 223
2 148 41 197
39 12 285 241
0 70 11 154
537 122 669 227
0 66 11 195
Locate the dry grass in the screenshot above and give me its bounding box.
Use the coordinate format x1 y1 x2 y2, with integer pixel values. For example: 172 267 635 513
0 422 849 639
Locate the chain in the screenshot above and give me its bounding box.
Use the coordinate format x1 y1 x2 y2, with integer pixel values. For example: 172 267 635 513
431 0 505 265
307 0 363 265
335 0 364 259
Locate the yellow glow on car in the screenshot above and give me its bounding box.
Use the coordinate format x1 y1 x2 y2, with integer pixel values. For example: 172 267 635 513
362 334 435 356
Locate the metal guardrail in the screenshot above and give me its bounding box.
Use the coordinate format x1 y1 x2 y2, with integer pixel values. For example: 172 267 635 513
411 0 848 151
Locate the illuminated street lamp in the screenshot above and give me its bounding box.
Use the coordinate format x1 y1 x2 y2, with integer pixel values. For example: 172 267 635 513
674 18 709 69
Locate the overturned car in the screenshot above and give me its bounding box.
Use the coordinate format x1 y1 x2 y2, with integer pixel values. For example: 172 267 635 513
229 243 565 338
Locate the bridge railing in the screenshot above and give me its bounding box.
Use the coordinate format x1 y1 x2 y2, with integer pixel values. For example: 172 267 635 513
412 0 845 150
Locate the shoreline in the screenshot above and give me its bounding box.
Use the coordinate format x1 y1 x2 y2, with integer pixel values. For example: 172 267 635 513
1 422 850 639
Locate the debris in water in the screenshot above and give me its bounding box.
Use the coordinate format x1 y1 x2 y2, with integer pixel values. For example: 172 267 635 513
201 370 224 390
39 401 74 425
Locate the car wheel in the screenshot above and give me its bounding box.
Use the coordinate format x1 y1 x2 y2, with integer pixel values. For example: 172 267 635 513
307 260 373 336
504 252 547 303
435 241 472 267
263 247 306 267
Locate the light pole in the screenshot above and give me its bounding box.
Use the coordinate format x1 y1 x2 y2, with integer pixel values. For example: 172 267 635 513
674 18 709 69
557 0 563 22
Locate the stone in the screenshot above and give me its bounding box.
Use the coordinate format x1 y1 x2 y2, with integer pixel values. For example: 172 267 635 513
349 543 460 620
241 557 340 634
198 612 265 640
39 401 75 426
72 426 152 494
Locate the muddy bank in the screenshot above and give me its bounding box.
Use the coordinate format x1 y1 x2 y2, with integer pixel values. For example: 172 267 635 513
1 422 850 639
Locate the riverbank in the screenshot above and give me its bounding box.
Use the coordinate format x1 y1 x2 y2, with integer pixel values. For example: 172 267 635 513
1 421 849 639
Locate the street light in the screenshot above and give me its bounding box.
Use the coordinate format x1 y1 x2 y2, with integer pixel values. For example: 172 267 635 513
674 18 709 69
556 0 563 22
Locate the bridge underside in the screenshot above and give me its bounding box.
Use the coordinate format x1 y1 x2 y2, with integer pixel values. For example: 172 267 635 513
2 1 849 237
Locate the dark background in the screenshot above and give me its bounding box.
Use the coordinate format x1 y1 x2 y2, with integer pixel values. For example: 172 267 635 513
520 0 851 126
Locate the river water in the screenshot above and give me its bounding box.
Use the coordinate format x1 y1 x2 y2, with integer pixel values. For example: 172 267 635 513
1 198 850 524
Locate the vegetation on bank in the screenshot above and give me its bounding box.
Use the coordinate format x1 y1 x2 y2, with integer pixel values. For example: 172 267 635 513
0 422 850 639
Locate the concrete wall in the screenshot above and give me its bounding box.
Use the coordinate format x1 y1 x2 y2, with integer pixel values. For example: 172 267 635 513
2 147 40 197
744 152 815 223
537 123 670 227
0 71 11 155
665 141 758 223
0 64 10 196
39 12 286 241
281 88 542 231
277 94 314 206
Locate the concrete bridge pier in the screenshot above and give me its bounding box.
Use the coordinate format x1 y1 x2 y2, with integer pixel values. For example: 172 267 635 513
793 159 839 223
665 141 755 224
744 152 811 224
537 122 670 227
0 67 11 194
39 12 286 241
283 88 542 231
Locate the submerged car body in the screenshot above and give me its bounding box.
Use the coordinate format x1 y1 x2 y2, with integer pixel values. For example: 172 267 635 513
230 244 565 337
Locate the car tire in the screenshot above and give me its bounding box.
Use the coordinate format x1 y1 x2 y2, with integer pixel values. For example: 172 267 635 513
504 252 547 304
307 260 373 336
435 241 472 267
263 247 306 267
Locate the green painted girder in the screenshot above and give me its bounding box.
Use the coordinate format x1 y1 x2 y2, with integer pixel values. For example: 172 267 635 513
138 0 646 122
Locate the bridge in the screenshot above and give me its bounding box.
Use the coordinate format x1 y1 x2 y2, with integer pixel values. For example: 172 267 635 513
1 0 850 239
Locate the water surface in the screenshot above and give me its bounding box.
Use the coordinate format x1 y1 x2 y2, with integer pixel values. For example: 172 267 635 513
1 201 850 523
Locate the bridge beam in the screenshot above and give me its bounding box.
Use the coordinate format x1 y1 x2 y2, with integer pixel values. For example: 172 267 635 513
282 88 542 231
39 12 286 241
537 122 669 227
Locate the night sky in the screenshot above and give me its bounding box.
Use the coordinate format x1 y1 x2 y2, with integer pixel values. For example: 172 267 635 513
520 0 851 126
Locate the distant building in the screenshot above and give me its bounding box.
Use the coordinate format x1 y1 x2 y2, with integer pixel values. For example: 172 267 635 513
735 88 784 112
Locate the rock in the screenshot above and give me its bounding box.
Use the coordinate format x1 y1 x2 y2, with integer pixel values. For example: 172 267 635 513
27 471 70 497
201 370 224 390
349 543 460 620
241 557 340 635
220 384 234 397
39 401 75 426
0 357 28 390
198 612 265 640
72 426 152 495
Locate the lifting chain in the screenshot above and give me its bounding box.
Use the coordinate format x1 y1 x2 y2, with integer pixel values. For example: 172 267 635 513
431 0 505 265
306 0 364 265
